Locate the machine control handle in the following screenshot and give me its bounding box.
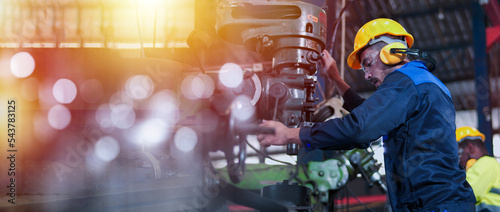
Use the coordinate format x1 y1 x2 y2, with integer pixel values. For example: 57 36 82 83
286 143 300 155
235 124 276 135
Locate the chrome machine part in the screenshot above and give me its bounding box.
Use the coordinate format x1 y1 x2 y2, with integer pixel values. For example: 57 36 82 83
216 0 327 155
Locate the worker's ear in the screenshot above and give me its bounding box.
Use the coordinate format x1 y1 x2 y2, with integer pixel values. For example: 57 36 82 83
467 142 475 154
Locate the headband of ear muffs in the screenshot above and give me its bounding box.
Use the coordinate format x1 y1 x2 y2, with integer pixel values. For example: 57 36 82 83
368 36 409 66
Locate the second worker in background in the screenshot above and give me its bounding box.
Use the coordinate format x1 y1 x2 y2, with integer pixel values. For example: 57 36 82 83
457 126 500 212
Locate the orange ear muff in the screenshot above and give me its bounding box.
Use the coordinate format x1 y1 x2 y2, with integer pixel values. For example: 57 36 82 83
465 158 477 171
380 42 407 65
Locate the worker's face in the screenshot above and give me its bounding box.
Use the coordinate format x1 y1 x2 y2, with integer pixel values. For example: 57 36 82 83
458 143 470 168
359 45 392 88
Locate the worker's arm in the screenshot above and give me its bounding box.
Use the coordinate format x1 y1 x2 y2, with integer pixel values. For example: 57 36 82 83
258 72 419 149
300 71 420 151
320 50 350 96
342 88 365 112
321 50 365 111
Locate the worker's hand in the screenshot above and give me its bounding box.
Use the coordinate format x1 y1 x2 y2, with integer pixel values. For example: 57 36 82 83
319 50 351 95
320 50 341 82
257 120 300 147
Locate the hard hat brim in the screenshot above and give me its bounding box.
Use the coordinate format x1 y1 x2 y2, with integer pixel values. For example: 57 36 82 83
347 48 363 70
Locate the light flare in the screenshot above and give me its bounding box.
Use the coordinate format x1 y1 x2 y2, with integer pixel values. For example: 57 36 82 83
53 78 77 104
10 52 35 78
135 118 172 145
219 63 243 88
94 136 120 162
110 104 136 129
197 74 215 98
174 127 198 152
147 90 180 124
110 91 135 108
48 104 72 130
230 95 255 121
125 75 155 100
95 104 115 132
181 75 201 100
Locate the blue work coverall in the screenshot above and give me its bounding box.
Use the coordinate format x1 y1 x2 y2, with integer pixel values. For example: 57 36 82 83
299 61 476 211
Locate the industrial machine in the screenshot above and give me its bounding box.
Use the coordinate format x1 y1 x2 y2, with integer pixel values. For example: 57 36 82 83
214 0 326 167
190 0 388 211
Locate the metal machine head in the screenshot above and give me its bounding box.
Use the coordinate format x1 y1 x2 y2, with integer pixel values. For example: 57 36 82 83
216 0 327 75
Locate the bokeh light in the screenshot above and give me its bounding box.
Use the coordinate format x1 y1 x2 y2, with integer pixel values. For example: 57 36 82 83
21 77 39 101
80 79 104 104
180 74 215 100
135 118 172 145
147 90 180 123
197 74 215 98
110 91 135 108
48 104 72 130
53 78 78 104
10 52 35 78
95 104 115 132
110 103 136 129
230 95 255 121
125 75 155 100
174 127 198 152
94 136 120 162
181 75 201 100
219 63 243 88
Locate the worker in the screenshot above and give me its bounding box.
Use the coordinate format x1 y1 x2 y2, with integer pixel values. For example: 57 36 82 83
257 18 476 211
456 126 500 211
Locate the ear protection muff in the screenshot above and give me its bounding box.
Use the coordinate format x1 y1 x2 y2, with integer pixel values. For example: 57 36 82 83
368 36 438 72
367 36 409 66
465 158 477 171
380 42 407 65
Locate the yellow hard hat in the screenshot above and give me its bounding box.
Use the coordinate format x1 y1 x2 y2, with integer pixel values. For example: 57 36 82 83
456 126 485 144
347 18 414 70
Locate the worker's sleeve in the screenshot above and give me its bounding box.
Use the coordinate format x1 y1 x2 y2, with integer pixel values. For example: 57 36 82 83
466 158 495 203
299 73 419 151
342 88 365 112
